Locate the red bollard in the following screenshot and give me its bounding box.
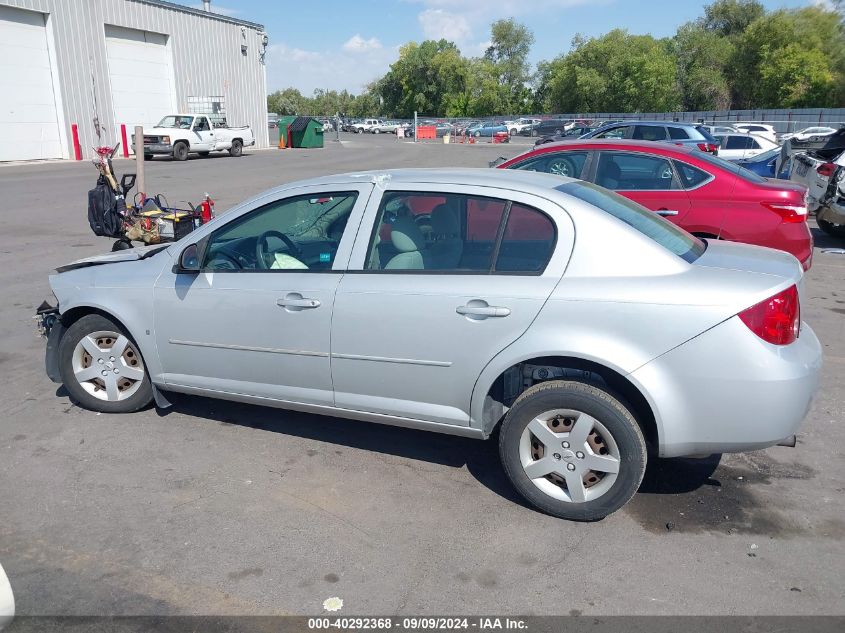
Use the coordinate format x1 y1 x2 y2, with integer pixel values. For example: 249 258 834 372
120 124 129 157
71 124 82 160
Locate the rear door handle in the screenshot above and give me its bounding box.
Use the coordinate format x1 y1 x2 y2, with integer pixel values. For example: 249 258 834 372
656 209 679 216
277 293 320 311
456 301 510 319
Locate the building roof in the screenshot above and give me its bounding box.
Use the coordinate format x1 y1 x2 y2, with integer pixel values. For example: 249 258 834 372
130 0 265 30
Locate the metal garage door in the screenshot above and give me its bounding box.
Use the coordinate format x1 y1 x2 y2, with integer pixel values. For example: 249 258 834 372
0 5 62 162
105 25 176 149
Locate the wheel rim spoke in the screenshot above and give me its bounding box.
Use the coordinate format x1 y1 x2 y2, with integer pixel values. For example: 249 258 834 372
74 366 102 383
583 453 620 474
80 335 102 357
568 414 596 447
110 335 129 357
523 458 555 480
119 365 145 381
564 472 587 502
527 417 560 449
104 375 120 401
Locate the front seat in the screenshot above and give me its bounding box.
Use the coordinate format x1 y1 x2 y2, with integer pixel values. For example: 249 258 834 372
384 216 426 270
597 160 622 189
428 203 463 269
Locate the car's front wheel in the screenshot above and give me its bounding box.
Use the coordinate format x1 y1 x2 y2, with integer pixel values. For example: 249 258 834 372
58 314 153 413
818 216 845 238
499 380 646 521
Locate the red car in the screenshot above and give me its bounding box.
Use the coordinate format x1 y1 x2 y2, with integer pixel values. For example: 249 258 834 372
497 140 813 269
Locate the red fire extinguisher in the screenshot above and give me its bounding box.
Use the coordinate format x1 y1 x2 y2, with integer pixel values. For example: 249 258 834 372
200 193 215 224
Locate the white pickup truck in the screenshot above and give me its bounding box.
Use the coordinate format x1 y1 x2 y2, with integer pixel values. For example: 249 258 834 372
141 114 255 161
353 118 383 134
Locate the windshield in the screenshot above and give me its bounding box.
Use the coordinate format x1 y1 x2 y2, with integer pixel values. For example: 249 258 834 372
156 116 193 129
556 181 706 263
693 151 768 183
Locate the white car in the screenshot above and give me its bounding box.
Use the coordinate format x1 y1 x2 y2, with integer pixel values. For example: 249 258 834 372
141 114 255 161
0 563 13 632
733 123 778 144
353 119 383 134
714 133 779 161
780 126 838 142
505 118 541 136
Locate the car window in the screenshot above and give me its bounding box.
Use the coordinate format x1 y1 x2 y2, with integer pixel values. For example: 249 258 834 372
667 126 690 140
365 192 554 274
203 192 358 271
555 181 705 263
594 151 679 191
193 117 210 132
494 204 556 273
510 151 588 179
593 125 629 139
725 136 752 150
693 151 768 183
674 161 712 188
632 125 668 141
749 138 761 149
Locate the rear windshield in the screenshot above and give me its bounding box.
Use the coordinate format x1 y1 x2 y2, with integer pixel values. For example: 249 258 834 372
695 126 718 142
693 151 768 183
555 181 706 263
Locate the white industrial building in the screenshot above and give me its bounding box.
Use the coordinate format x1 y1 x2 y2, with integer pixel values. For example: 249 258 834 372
0 0 269 162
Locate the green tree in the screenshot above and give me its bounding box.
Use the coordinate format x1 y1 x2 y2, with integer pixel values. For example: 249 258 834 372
545 31 681 113
758 44 838 108
673 23 734 110
484 19 535 114
375 40 467 117
267 88 308 115
699 0 765 37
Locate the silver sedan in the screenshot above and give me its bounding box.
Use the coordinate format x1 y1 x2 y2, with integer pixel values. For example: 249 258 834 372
38 169 822 520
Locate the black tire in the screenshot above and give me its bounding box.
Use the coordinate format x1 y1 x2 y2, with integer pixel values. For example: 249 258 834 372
357 128 364 134
173 142 189 161
499 380 647 521
143 153 152 161
198 151 210 157
818 217 845 238
58 314 153 413
229 139 243 157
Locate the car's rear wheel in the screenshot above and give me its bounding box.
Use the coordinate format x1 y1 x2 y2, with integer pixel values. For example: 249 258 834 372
229 139 243 157
499 380 646 521
58 314 153 413
818 217 845 238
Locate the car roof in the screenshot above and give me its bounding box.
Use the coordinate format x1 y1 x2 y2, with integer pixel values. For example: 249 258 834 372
601 120 701 128
523 138 699 154
267 168 578 197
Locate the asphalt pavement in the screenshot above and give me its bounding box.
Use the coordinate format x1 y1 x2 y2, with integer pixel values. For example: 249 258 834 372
0 133 843 617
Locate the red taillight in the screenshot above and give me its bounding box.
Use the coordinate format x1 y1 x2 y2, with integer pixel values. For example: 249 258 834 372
739 285 800 346
762 201 808 223
817 162 837 177
697 142 718 154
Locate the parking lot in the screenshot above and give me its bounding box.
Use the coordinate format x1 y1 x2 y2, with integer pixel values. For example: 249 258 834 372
1 133 844 616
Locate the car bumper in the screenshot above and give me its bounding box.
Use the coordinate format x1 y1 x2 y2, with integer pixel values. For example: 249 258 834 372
817 200 845 225
630 316 822 458
144 143 173 154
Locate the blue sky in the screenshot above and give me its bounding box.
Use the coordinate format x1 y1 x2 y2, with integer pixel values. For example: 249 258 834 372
188 0 821 94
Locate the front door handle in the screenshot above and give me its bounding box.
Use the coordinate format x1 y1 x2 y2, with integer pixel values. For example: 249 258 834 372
456 300 510 320
277 293 320 311
656 209 679 216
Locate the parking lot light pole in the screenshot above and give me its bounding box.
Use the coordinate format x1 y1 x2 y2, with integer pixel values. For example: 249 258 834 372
414 111 417 143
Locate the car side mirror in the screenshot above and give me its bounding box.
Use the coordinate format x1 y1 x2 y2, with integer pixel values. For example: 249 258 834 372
174 243 201 274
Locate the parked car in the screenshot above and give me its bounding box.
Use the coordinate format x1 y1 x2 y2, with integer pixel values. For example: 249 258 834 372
582 121 720 154
353 119 383 133
466 121 508 137
497 139 813 269
0 562 12 632
779 126 838 142
140 114 255 161
788 134 845 239
714 133 779 161
735 147 790 179
534 126 597 146
701 125 740 136
733 123 778 144
525 118 574 137
36 169 821 521
505 118 541 135
371 121 400 134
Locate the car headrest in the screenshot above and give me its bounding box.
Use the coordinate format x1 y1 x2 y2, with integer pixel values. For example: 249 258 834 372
390 216 426 253
430 203 460 236
600 160 621 180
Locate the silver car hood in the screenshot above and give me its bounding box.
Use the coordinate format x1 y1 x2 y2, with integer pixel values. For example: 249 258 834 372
56 244 170 273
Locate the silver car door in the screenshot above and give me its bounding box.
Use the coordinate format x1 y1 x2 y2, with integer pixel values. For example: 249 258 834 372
331 183 574 427
153 185 372 405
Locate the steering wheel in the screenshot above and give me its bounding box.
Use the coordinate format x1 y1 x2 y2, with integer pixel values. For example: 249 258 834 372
256 230 302 270
206 247 242 270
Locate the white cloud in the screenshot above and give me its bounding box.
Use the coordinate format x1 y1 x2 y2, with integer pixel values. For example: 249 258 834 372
266 42 398 95
418 9 472 42
343 34 383 52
